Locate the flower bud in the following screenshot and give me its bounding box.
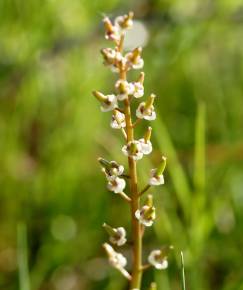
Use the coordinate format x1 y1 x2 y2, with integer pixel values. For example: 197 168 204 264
130 47 142 63
145 194 153 207
130 142 139 155
144 127 152 143
156 156 166 176
138 72 145 84
92 90 107 103
98 157 110 169
149 282 157 290
93 91 118 112
103 222 117 236
144 94 156 111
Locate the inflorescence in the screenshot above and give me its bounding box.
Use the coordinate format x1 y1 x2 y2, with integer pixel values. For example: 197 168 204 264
93 12 171 290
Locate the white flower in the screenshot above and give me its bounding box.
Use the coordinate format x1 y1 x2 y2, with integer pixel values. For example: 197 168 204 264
101 48 125 73
149 169 164 186
107 176 126 193
114 13 133 30
139 138 152 155
136 102 156 120
100 94 118 112
99 158 124 178
111 111 126 129
133 82 144 98
125 47 144 70
109 161 124 176
148 250 168 270
125 52 144 70
135 205 156 227
109 227 127 246
103 243 131 280
122 140 143 160
103 243 127 268
103 17 120 41
115 79 135 100
132 58 144 70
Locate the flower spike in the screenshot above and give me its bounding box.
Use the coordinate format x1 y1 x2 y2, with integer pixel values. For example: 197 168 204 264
94 12 169 289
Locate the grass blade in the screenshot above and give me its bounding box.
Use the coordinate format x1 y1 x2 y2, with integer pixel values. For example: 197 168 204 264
194 101 206 193
17 222 30 290
153 115 191 217
180 251 186 290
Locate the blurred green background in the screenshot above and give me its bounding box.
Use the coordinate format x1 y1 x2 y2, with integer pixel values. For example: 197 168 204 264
1 0 243 289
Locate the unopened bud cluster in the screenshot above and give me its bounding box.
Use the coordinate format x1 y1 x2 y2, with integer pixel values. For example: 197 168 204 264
93 12 172 290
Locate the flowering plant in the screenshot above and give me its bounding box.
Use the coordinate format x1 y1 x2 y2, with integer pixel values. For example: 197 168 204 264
93 12 170 290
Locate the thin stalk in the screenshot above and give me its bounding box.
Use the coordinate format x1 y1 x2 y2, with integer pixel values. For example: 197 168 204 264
17 222 30 290
133 118 142 128
118 36 142 290
139 184 151 197
118 191 131 203
121 128 127 140
124 98 142 289
181 251 186 290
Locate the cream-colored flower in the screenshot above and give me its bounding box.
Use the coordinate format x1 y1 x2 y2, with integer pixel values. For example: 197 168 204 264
149 156 166 186
109 161 124 176
139 138 152 155
93 91 118 112
115 79 135 100
110 227 127 246
135 205 156 227
110 111 126 129
136 94 156 120
122 140 143 160
103 223 127 246
133 82 144 98
149 169 164 186
98 158 124 177
136 102 156 120
148 250 168 270
99 94 117 112
103 243 131 279
101 48 125 73
114 12 134 30
125 47 144 70
107 176 126 193
103 17 120 41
